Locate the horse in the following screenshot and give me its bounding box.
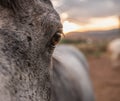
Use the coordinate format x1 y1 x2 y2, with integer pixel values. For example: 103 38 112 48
52 45 94 101
0 0 94 101
107 38 120 68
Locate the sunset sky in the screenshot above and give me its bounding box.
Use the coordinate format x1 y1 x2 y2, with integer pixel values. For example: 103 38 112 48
51 0 120 34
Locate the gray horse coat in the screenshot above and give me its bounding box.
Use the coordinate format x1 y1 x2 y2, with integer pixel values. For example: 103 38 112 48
0 0 94 101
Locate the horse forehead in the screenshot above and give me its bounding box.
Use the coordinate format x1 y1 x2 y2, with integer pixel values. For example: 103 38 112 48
0 0 53 13
33 2 62 29
36 0 53 8
41 0 52 4
33 0 59 17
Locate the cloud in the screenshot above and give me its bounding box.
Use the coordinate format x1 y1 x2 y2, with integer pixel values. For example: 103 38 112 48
51 0 120 23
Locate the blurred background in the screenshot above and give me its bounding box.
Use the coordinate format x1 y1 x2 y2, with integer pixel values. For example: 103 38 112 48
51 0 120 101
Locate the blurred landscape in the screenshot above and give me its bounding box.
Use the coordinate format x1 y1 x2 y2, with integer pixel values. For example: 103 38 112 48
65 29 120 41
52 0 120 101
61 28 120 57
60 28 120 101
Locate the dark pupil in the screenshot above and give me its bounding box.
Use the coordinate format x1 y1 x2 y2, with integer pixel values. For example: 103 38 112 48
51 33 61 46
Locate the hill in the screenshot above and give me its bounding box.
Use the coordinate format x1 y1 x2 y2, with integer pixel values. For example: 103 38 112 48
65 29 120 41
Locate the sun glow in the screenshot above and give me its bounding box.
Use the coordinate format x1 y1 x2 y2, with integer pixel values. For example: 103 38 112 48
63 21 81 33
62 16 119 34
84 16 119 31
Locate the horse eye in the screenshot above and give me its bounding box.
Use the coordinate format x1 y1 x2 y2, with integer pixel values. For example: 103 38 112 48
50 32 62 47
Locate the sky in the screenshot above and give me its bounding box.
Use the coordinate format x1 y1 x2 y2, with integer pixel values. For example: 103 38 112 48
51 0 120 33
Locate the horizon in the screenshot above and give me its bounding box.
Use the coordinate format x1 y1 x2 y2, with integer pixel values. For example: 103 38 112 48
64 27 119 34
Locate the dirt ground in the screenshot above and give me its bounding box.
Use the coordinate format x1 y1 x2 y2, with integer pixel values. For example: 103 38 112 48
88 56 120 101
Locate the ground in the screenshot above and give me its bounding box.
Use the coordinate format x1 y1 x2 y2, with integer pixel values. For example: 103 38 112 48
88 55 120 101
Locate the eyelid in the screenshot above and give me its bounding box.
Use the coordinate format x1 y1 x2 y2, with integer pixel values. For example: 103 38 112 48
56 28 62 33
59 28 65 37
57 28 65 37
49 27 64 40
